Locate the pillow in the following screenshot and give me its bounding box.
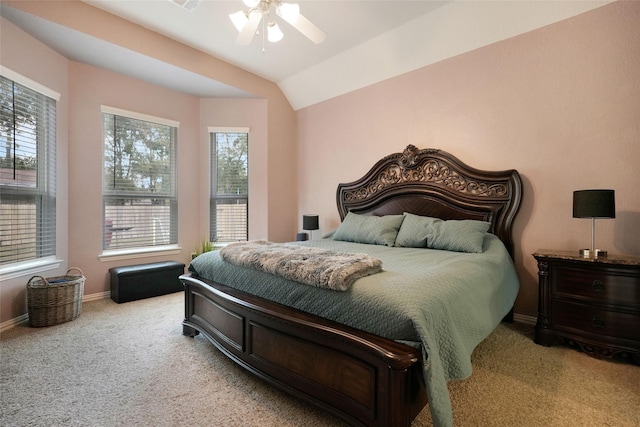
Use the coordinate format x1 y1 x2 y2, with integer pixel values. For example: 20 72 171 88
332 212 405 246
428 219 491 253
394 213 437 248
395 212 490 253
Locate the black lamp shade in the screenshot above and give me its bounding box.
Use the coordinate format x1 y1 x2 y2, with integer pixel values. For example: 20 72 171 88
573 190 615 219
302 214 319 231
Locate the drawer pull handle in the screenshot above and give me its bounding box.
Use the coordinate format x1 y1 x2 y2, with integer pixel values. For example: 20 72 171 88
591 280 605 293
591 316 605 328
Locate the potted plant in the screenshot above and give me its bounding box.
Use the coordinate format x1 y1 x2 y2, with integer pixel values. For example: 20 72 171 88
191 237 216 260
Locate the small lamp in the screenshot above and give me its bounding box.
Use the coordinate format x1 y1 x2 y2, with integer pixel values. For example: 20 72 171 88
303 214 319 241
573 189 615 258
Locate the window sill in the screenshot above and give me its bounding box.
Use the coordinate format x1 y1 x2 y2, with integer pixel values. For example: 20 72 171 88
0 257 63 281
99 245 182 262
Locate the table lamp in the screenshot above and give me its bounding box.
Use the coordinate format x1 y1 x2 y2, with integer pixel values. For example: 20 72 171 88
572 189 615 258
303 214 319 240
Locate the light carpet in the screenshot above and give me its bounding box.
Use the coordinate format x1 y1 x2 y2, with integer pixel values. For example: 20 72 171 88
1 292 638 426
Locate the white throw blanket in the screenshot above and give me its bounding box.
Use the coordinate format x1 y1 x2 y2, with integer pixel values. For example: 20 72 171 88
219 240 383 291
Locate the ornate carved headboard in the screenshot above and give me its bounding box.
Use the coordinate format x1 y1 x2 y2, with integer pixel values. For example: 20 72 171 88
336 145 522 257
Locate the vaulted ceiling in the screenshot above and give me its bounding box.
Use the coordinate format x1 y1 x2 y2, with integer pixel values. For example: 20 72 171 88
2 1 611 110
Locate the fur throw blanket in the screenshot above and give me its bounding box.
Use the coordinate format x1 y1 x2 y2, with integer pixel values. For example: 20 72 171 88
219 240 383 291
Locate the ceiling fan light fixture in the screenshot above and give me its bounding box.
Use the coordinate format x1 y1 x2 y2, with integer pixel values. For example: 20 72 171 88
267 21 283 42
277 2 300 22
230 0 325 46
229 10 248 32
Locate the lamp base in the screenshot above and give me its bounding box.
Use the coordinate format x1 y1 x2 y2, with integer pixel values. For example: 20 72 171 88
578 248 608 258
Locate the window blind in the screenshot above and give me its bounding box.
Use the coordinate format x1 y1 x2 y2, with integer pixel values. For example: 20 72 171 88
210 132 248 242
0 76 57 266
102 111 177 250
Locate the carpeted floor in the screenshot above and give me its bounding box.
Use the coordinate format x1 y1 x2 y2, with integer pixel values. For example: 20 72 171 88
1 292 638 426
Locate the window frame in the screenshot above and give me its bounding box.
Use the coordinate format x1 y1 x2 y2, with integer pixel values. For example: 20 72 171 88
0 68 59 275
100 106 179 257
209 127 249 244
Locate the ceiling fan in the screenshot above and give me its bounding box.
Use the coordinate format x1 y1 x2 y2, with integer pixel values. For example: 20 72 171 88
229 0 327 46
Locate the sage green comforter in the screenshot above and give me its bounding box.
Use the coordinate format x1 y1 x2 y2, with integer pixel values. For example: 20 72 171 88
188 233 520 427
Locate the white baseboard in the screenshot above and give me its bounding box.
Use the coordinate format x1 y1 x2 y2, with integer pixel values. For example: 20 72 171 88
0 313 29 332
514 313 536 325
0 291 111 333
84 291 111 302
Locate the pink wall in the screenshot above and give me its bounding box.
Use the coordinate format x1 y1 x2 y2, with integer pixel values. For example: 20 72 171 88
296 1 640 318
0 17 69 325
5 0 298 244
67 61 202 297
199 98 270 241
3 1 638 325
0 4 296 324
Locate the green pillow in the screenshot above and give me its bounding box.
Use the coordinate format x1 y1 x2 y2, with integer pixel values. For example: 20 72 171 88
394 213 436 248
395 212 490 253
428 219 490 253
332 212 405 246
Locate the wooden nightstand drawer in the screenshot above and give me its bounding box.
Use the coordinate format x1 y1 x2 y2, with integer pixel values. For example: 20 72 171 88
554 267 639 305
552 300 639 343
534 250 640 363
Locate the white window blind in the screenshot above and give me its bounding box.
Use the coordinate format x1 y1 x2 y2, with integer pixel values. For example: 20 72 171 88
103 110 177 250
0 75 57 266
210 132 248 243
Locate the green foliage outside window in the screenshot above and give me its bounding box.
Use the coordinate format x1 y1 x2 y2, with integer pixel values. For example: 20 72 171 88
210 132 248 243
103 114 174 198
214 133 248 196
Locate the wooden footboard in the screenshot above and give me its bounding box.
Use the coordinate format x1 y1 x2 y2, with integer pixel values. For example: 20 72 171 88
181 274 427 427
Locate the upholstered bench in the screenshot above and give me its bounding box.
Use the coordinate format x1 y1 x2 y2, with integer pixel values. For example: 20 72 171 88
109 261 185 303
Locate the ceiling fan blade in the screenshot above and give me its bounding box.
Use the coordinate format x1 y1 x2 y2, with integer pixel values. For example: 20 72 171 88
236 12 262 45
280 12 327 44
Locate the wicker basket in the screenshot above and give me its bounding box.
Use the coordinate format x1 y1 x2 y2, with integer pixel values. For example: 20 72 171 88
27 268 85 327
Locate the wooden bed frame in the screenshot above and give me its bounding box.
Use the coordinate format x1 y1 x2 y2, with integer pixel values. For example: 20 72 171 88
181 145 522 426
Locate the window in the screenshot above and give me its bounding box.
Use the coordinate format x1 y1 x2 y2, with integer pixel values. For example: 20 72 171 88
0 74 57 267
210 130 248 243
102 107 178 251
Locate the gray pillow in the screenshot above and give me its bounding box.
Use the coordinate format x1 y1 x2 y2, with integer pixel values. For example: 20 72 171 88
428 218 490 253
332 212 405 246
395 212 490 253
394 213 436 248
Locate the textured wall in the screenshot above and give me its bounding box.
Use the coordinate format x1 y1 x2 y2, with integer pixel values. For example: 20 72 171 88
296 1 640 317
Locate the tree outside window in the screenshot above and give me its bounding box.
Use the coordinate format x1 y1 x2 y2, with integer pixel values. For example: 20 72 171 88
210 132 248 242
102 110 177 250
0 75 56 266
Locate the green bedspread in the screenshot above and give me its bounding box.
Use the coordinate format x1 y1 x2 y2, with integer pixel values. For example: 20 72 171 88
189 233 520 427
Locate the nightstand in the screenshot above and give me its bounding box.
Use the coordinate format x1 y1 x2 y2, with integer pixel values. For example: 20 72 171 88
533 250 640 364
